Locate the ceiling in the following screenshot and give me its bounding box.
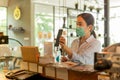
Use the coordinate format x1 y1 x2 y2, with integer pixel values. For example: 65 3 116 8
0 0 120 8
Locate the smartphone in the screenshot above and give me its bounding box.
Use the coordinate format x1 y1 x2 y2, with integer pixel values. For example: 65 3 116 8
55 29 63 47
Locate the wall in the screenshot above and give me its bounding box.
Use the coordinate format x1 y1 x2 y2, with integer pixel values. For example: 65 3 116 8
0 0 9 7
7 0 31 46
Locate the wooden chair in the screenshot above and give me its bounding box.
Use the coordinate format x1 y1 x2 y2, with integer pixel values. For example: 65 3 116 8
102 43 120 53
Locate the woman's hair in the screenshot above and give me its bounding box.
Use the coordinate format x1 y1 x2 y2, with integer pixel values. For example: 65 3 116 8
77 13 96 38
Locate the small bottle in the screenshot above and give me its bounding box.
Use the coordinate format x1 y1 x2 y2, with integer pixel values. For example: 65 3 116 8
55 47 61 63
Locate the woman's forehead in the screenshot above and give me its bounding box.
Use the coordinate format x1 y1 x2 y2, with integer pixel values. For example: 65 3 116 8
77 16 86 24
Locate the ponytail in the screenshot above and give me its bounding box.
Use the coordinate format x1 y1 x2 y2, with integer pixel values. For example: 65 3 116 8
91 30 96 38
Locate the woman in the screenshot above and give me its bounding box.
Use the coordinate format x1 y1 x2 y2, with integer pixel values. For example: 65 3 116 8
59 13 101 65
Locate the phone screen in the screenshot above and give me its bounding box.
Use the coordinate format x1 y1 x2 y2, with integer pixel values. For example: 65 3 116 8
54 29 63 47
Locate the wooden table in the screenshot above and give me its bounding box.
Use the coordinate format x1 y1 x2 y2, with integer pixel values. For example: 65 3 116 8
43 63 99 80
0 71 10 80
4 61 100 80
68 70 98 80
68 65 99 80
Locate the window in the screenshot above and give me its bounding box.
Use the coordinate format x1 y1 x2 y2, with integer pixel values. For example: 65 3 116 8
110 7 120 44
34 4 54 56
0 7 7 35
34 4 67 56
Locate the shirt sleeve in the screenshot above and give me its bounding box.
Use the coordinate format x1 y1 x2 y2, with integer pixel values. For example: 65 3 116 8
71 40 101 65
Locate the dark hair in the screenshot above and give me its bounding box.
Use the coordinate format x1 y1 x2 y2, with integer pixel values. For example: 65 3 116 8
77 13 96 38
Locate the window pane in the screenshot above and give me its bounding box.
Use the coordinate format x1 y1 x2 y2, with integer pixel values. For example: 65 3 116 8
0 7 7 35
34 4 54 56
110 7 120 44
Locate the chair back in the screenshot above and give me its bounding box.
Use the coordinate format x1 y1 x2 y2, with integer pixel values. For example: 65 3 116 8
103 43 120 53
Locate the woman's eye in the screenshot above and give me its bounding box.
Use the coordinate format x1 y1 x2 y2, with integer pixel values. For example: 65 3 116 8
76 22 82 25
79 24 82 26
76 23 81 26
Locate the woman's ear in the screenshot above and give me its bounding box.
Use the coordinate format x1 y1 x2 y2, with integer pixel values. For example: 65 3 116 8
88 25 93 32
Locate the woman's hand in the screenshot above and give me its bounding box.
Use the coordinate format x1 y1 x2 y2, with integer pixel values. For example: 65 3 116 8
59 36 66 48
61 56 68 62
59 36 73 59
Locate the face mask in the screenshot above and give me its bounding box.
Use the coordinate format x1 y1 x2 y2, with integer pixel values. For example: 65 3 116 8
76 27 85 37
